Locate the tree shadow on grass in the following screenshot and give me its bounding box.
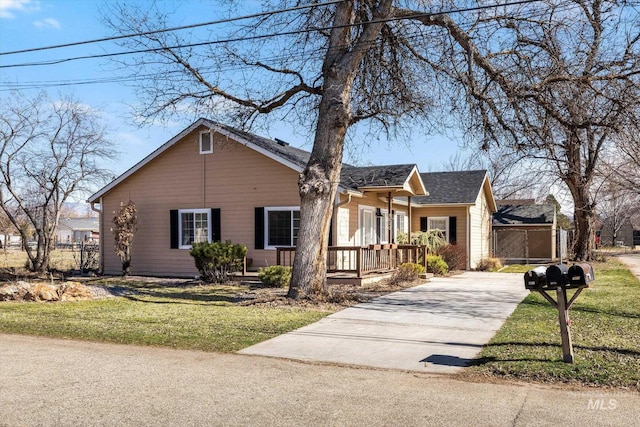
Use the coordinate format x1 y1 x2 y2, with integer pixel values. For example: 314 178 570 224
471 341 640 366
521 297 640 319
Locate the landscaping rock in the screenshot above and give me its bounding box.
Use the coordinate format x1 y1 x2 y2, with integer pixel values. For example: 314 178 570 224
0 281 31 301
25 284 60 302
0 281 94 302
59 281 93 301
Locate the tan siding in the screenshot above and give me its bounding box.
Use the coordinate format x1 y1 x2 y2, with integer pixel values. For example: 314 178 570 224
335 193 408 246
469 191 492 269
411 206 468 267
101 127 301 276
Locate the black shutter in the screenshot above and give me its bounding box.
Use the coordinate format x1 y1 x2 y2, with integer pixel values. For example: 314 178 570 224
449 216 457 244
170 210 179 249
211 208 221 242
255 207 265 249
420 217 428 232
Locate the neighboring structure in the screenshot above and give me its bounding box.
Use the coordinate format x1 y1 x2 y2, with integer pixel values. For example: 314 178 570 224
492 203 560 262
88 118 496 276
57 217 99 245
597 216 639 248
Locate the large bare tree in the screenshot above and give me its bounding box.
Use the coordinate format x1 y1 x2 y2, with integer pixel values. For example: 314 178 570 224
104 0 442 297
104 0 638 296
397 0 640 260
0 92 116 272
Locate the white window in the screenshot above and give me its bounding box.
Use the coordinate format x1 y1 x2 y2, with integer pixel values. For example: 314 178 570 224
199 131 213 154
396 212 407 242
265 207 300 249
428 216 448 241
179 209 211 249
360 207 375 246
380 210 390 244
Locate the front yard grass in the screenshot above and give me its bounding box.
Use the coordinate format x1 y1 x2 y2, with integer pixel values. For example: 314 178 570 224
466 258 640 390
0 279 330 352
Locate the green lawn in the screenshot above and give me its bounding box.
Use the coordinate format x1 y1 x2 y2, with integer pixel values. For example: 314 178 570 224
467 259 640 390
0 280 330 352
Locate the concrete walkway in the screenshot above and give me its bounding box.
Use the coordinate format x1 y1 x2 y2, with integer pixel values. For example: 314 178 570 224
240 271 528 373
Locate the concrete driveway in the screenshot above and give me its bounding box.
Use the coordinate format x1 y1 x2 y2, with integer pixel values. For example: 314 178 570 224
240 271 528 373
618 253 640 280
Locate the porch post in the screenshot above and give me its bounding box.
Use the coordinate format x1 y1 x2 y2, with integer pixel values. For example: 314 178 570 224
407 195 412 243
388 191 392 244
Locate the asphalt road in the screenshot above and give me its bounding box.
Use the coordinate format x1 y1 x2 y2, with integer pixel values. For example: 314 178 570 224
2 260 640 426
1 333 638 426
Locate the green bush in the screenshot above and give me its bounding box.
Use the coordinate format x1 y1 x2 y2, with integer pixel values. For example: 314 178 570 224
409 231 448 252
190 240 247 283
258 265 292 288
426 254 449 275
475 257 503 272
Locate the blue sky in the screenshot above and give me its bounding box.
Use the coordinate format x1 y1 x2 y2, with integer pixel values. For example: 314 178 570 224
0 0 469 186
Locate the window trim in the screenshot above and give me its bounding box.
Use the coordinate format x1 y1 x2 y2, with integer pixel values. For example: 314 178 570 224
264 206 300 250
178 208 211 249
427 216 449 241
199 131 213 154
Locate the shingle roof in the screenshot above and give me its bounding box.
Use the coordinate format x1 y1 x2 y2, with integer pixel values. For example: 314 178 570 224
340 164 417 190
412 170 488 205
493 204 555 226
210 121 311 170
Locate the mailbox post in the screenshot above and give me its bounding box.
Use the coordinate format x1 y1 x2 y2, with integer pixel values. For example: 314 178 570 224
523 263 593 363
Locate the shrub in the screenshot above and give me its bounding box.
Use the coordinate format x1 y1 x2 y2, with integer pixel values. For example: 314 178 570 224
437 244 466 271
389 262 426 285
190 240 247 283
410 230 447 252
475 257 503 272
258 265 292 288
426 255 449 275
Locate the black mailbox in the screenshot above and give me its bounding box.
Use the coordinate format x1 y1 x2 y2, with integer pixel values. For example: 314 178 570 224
524 266 547 290
545 264 569 288
567 263 594 288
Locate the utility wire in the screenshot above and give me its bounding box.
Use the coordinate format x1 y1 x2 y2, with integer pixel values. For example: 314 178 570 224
1 0 582 91
0 0 543 69
0 0 347 56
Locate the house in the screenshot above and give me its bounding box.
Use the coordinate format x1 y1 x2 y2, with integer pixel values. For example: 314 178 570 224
492 203 561 262
57 217 99 245
597 214 640 248
411 170 496 268
88 118 496 276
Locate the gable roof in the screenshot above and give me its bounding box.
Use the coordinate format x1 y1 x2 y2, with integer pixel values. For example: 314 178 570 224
89 118 312 202
340 164 427 196
89 118 427 202
493 204 555 226
412 170 492 206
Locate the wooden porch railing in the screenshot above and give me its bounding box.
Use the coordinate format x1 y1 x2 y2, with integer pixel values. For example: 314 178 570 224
276 244 429 278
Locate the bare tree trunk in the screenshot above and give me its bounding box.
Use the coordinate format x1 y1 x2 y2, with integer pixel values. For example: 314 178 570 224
288 81 348 298
566 180 595 261
288 0 392 298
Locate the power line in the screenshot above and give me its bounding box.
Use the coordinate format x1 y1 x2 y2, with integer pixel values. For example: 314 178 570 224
0 0 543 69
0 0 347 56
2 0 581 92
